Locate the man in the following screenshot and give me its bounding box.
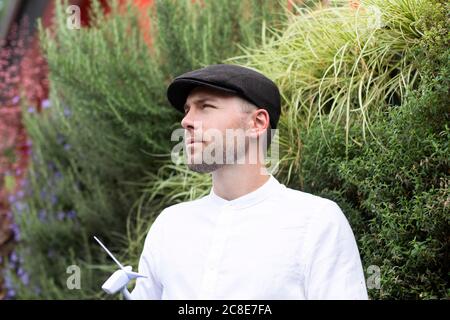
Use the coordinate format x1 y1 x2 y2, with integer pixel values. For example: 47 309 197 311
131 64 368 300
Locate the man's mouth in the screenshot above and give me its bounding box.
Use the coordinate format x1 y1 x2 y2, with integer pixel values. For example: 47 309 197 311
186 138 203 145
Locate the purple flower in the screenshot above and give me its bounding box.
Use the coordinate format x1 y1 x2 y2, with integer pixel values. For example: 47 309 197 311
63 107 72 117
14 201 27 213
57 211 65 220
64 144 71 151
9 223 20 241
15 168 22 175
42 99 51 109
17 267 25 276
28 106 35 113
12 96 20 104
19 271 29 286
55 171 62 179
14 201 25 210
10 251 18 263
17 190 24 199
8 194 16 204
6 289 16 299
4 273 13 288
20 179 28 187
51 195 58 205
14 202 27 216
48 161 56 171
10 223 19 232
47 249 55 258
67 210 77 219
34 286 41 295
38 210 46 221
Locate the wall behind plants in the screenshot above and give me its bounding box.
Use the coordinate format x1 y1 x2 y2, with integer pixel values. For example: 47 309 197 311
5 0 288 299
0 19 49 299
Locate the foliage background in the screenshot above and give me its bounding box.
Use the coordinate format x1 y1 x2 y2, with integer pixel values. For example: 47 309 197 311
3 0 448 299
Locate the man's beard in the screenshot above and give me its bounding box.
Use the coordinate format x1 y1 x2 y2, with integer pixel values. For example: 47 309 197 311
187 162 224 173
186 147 227 173
186 139 248 173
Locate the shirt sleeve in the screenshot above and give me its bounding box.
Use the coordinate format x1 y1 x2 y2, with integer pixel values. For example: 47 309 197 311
130 212 165 300
302 200 368 300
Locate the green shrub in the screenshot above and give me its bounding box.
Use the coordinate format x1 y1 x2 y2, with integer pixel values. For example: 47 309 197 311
8 0 287 299
288 0 449 299
301 79 449 298
126 0 449 299
232 0 431 181
9 0 448 300
129 0 450 299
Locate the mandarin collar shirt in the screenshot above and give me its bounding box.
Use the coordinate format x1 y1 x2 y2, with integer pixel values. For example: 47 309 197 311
131 175 368 300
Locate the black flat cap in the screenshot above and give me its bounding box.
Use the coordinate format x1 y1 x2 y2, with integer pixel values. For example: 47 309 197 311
167 64 281 129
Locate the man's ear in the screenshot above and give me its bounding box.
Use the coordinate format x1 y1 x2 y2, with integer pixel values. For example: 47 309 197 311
248 108 270 138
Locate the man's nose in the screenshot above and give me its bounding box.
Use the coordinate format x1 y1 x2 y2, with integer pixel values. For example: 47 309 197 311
181 108 197 130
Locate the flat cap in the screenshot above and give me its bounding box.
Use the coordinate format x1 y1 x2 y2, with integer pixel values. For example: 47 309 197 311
167 64 281 129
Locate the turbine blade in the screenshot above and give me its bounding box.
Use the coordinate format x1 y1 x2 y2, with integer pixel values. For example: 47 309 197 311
94 236 124 270
126 271 148 279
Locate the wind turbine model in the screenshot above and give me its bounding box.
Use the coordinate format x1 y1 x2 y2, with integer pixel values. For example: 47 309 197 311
94 236 146 300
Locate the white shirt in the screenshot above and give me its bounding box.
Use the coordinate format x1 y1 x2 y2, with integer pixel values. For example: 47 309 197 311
131 175 368 300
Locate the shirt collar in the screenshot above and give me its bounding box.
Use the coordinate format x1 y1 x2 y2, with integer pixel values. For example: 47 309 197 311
207 175 283 210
